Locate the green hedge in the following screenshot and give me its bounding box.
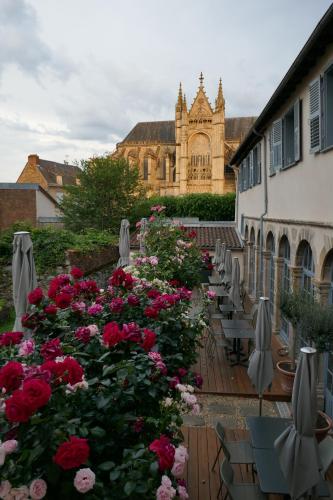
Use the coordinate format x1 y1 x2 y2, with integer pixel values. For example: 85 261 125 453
129 192 235 225
0 222 117 274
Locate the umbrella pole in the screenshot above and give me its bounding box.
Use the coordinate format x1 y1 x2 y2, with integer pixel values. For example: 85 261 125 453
259 394 263 416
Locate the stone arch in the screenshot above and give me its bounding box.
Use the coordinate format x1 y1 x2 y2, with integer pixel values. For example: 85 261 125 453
244 225 249 242
266 231 275 252
321 248 333 281
250 226 255 244
257 229 261 246
278 234 291 258
188 132 212 181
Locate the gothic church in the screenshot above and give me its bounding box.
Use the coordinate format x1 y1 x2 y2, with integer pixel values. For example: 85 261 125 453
113 74 255 196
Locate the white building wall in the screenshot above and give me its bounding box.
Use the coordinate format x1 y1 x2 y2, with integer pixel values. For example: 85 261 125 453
36 190 58 218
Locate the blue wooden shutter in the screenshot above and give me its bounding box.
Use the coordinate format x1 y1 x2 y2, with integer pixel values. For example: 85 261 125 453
257 143 262 184
309 78 321 153
272 119 283 170
269 129 273 174
294 99 301 162
249 152 254 187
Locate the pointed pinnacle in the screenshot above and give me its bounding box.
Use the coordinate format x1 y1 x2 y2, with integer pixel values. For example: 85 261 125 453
177 82 183 106
199 72 204 87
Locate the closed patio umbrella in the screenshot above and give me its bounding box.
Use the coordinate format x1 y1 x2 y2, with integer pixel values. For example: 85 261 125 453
12 232 37 331
247 297 273 415
228 257 242 310
274 346 321 499
139 218 147 254
217 243 226 273
213 238 221 265
117 219 130 267
222 249 232 287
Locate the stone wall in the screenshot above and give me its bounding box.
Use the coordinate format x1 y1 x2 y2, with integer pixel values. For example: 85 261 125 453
65 245 119 275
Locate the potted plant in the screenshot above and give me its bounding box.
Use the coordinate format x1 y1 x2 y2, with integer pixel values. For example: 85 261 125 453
277 291 309 393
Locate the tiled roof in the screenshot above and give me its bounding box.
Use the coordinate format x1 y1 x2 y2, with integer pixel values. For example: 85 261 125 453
122 121 175 144
130 224 242 250
121 117 256 145
38 159 81 186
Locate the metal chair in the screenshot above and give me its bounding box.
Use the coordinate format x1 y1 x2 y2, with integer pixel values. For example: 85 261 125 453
218 458 266 499
319 436 333 478
212 422 255 480
206 326 232 361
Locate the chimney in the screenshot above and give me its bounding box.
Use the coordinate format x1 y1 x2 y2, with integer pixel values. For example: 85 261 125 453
28 154 39 166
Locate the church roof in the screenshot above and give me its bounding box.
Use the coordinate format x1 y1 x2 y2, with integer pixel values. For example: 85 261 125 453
122 121 175 144
38 159 81 186
121 117 256 145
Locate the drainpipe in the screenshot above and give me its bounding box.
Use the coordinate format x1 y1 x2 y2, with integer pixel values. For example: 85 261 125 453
253 127 268 297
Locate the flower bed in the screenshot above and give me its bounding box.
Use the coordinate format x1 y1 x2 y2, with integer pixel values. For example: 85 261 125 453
0 219 212 499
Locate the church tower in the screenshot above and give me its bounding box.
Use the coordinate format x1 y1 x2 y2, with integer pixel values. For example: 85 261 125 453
175 74 226 194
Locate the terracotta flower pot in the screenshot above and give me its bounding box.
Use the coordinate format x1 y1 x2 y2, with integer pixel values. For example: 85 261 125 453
315 410 333 443
276 360 296 395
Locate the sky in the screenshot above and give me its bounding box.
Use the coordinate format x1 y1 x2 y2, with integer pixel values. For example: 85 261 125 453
0 0 332 182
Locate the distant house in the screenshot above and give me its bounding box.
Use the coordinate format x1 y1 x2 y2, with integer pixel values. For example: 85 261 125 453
0 183 60 230
17 154 81 203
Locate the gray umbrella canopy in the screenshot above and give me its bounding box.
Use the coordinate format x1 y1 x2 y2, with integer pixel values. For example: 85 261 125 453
12 232 37 331
117 219 130 268
274 347 321 499
247 297 273 414
139 218 147 254
222 250 232 286
213 239 221 265
217 243 226 273
228 257 242 310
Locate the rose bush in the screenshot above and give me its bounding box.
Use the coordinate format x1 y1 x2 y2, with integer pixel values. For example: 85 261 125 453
0 217 213 499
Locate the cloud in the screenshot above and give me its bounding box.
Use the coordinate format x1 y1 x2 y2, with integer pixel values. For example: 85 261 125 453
0 0 75 81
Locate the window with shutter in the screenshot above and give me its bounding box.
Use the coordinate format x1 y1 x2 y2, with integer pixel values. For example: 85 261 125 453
257 142 262 184
238 166 243 192
294 99 301 162
323 64 333 149
272 119 283 170
269 129 273 174
249 151 254 187
252 147 257 185
309 78 321 153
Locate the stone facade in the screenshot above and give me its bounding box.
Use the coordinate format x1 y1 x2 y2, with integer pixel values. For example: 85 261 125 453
113 75 255 196
17 154 81 202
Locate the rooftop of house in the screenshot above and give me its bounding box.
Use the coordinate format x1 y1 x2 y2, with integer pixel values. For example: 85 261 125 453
130 221 243 250
37 158 81 186
120 117 256 145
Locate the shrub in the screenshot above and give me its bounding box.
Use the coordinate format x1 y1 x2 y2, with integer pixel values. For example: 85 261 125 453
0 224 117 274
129 192 235 224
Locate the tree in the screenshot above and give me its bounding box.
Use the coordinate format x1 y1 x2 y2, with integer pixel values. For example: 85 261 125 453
60 156 146 232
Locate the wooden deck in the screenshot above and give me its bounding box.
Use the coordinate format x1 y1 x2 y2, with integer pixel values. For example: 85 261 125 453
192 318 291 402
183 425 333 500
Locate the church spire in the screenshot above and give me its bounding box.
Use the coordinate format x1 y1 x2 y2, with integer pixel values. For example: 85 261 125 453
215 77 225 111
199 72 204 88
176 82 183 110
182 93 187 112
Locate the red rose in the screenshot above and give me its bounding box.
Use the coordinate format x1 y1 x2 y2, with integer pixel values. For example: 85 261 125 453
123 273 134 290
149 435 175 471
21 313 37 329
22 378 51 410
109 268 126 287
109 297 124 314
147 289 161 299
5 390 34 422
122 322 141 342
70 267 83 280
28 287 44 305
127 294 140 307
55 293 72 309
141 329 157 352
41 338 63 361
40 360 61 380
144 306 159 319
102 322 124 347
169 376 180 389
53 436 90 470
178 368 187 378
75 327 91 344
0 331 23 347
44 304 58 315
0 361 24 392
61 357 84 385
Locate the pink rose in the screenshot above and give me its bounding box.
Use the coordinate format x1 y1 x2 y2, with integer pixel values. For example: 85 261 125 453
171 460 185 478
29 479 47 499
178 485 189 499
156 475 176 500
2 440 18 454
18 339 35 357
74 468 96 494
174 445 188 464
87 324 99 336
191 403 201 415
8 486 29 499
0 481 11 498
181 392 197 406
87 304 103 316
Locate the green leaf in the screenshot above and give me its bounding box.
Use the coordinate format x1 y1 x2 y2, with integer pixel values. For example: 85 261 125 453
99 461 115 471
124 481 135 496
91 426 106 438
109 470 121 481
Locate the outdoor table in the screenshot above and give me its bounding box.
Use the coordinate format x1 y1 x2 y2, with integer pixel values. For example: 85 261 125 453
219 303 243 319
253 448 330 498
208 275 223 285
246 416 292 449
221 319 252 330
223 327 255 366
208 285 229 297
